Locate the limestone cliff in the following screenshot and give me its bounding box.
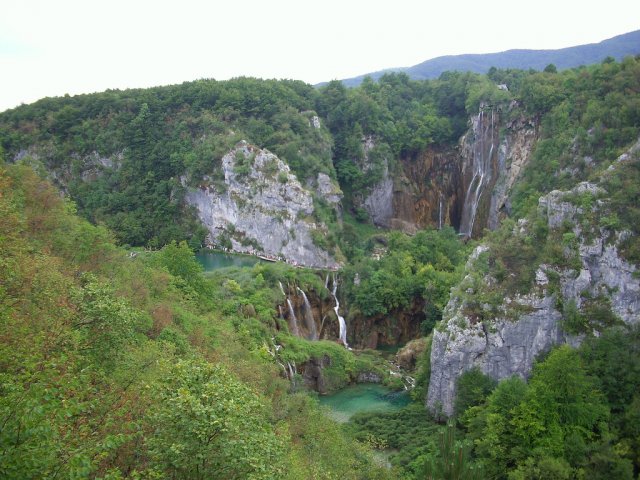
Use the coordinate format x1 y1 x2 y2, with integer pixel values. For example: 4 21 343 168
488 111 538 229
426 147 640 416
184 142 341 269
359 104 537 237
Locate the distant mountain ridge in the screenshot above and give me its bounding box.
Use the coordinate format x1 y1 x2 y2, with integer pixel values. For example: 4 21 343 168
336 29 640 87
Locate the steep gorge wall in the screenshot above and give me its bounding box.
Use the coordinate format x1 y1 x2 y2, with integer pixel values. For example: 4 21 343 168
426 153 640 416
361 105 538 237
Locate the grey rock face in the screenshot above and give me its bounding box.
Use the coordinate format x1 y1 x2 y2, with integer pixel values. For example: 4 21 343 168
427 289 566 416
427 169 640 416
184 142 341 269
302 355 332 394
316 172 343 206
488 114 538 229
361 136 395 227
364 175 394 227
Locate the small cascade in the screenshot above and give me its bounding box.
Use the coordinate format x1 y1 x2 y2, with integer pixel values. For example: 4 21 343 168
438 193 444 230
389 360 416 391
286 298 300 337
266 339 288 378
267 338 298 388
286 361 298 388
330 274 348 347
296 287 318 341
459 106 498 237
278 281 286 296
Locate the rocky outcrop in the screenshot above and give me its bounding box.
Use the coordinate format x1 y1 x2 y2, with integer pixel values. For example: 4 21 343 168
488 112 538 229
396 337 428 371
184 142 341 269
427 286 569 416
360 136 395 228
539 181 640 324
316 172 343 206
427 169 640 416
301 355 331 394
364 173 394 228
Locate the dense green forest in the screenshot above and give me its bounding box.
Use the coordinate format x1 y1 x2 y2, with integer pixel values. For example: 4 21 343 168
1 56 640 479
2 58 639 249
0 163 397 479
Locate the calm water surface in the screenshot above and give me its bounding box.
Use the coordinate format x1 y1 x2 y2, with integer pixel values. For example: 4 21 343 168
319 384 410 423
196 250 265 271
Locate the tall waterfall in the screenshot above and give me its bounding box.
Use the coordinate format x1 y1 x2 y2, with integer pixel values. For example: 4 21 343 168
297 288 318 341
330 274 348 347
286 298 300 337
459 106 497 237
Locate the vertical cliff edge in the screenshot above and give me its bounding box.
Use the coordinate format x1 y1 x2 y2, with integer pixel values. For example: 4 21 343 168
427 139 640 416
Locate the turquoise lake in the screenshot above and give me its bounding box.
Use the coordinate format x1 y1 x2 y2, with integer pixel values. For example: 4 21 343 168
195 250 265 271
319 384 410 423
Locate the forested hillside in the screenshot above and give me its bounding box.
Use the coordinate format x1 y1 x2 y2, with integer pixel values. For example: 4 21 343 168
0 162 395 479
1 55 640 479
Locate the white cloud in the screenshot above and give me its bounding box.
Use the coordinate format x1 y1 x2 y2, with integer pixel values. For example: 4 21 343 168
1 0 638 111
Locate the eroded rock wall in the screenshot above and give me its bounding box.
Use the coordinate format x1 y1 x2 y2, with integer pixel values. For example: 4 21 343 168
427 171 640 416
184 141 341 269
360 106 538 237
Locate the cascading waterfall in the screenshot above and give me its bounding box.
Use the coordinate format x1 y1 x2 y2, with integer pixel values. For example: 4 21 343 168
438 193 444 230
266 339 288 378
267 338 298 387
278 281 286 296
287 361 297 387
330 274 348 347
459 106 497 237
297 287 318 341
286 298 300 337
389 360 416 391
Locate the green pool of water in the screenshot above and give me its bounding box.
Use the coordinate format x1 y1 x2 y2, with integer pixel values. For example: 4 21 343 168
319 384 410 423
196 250 264 271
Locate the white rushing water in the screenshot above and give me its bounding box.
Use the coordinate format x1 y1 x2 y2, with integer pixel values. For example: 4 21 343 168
331 274 348 347
286 298 300 337
297 287 318 341
287 361 297 387
459 107 496 237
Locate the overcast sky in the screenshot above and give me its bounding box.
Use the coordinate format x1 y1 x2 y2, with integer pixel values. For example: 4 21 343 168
1 0 638 112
